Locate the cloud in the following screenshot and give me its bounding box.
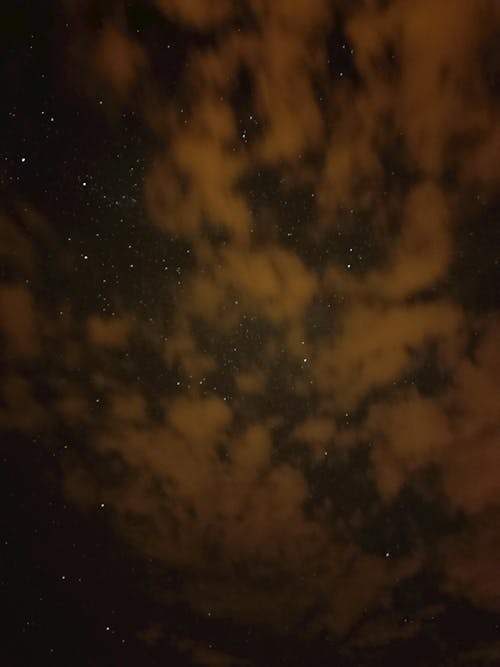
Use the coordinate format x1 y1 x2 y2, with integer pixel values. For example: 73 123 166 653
91 23 146 98
346 0 491 176
5 0 500 658
0 373 47 433
312 300 462 412
181 642 251 667
245 0 329 163
443 429 500 514
86 314 133 348
0 213 36 276
346 314 500 505
154 0 234 29
109 391 147 425
53 0 499 642
324 181 453 300
460 122 500 194
146 95 251 243
439 316 500 514
234 369 266 395
0 283 40 360
292 417 337 461
187 244 317 326
61 376 422 635
366 390 453 499
441 515 500 612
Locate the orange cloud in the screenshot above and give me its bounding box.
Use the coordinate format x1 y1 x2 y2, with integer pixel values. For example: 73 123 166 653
0 373 47 432
86 314 133 348
0 284 40 360
91 23 146 97
312 301 462 412
154 0 234 29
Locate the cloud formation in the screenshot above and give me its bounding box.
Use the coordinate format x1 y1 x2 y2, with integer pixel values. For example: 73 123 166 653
3 0 500 662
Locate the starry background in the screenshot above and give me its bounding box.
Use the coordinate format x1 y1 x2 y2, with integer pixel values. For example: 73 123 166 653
1 1 500 665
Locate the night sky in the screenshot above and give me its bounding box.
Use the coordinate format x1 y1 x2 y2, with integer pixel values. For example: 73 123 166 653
1 1 500 665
